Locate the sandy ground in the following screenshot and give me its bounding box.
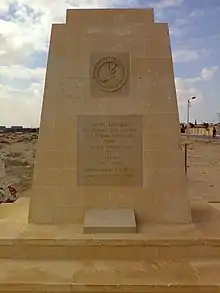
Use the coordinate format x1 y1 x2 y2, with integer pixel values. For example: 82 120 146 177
0 133 220 202
187 138 220 202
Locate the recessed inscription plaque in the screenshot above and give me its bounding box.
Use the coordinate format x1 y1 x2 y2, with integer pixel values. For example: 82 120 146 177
77 115 143 186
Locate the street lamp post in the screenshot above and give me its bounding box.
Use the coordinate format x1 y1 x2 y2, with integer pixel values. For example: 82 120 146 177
217 113 220 124
185 96 196 175
187 96 196 139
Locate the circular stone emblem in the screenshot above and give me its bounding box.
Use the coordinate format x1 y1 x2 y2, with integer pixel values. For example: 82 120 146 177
93 56 127 92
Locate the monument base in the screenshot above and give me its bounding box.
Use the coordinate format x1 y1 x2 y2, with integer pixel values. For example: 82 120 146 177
0 258 219 293
83 208 136 233
1 198 220 292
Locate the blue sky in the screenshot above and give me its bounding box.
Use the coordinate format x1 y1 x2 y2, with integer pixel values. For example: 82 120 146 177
0 0 220 126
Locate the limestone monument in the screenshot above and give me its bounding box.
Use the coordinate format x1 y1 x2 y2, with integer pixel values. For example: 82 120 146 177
28 8 191 228
0 9 219 293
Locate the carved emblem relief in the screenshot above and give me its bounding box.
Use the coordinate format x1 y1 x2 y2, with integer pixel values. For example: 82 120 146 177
93 56 127 92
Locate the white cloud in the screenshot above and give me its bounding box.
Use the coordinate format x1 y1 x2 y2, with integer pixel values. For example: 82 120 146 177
1 65 45 81
173 18 187 26
0 0 13 14
173 49 200 62
190 9 205 18
0 9 51 65
175 66 218 106
152 0 184 18
201 66 218 80
0 2 8 14
154 0 183 9
169 18 196 38
0 83 43 127
175 77 203 106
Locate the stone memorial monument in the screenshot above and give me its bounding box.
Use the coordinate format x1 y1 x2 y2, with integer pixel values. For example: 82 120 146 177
0 9 219 293
28 8 191 228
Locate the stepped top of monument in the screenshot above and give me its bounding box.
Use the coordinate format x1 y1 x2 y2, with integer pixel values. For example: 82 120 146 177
66 8 155 24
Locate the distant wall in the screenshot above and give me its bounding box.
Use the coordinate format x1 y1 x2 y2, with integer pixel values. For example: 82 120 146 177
0 127 39 133
189 126 215 136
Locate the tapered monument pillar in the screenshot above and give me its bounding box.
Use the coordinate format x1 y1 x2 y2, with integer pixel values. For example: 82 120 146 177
29 9 191 225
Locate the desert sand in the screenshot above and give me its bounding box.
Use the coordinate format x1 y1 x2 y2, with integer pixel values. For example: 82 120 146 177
0 133 220 202
186 138 220 202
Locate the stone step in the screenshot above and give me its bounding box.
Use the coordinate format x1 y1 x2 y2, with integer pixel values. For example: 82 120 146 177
1 237 220 260
1 199 220 261
0 259 219 293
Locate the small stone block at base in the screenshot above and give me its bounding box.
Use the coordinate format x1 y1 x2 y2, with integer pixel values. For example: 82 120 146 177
83 209 137 234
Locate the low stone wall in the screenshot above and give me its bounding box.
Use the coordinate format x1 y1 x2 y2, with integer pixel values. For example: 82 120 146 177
189 127 214 136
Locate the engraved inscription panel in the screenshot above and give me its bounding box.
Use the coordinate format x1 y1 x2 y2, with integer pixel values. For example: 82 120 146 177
77 115 143 186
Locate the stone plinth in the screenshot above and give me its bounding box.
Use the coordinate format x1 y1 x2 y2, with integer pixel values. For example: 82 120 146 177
0 199 220 292
83 209 136 233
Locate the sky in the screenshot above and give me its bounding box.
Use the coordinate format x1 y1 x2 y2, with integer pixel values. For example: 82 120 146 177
0 0 220 127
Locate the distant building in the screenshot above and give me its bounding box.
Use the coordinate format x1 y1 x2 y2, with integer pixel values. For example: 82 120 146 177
23 128 39 133
216 124 220 135
0 126 6 133
188 123 219 137
0 126 39 133
10 126 23 132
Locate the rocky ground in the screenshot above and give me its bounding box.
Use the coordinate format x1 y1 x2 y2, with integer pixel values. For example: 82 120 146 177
0 133 220 202
0 133 37 194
